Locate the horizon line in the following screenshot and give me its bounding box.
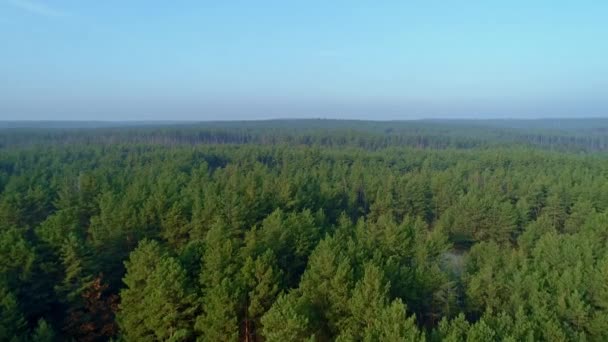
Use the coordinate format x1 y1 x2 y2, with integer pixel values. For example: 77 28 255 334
1 116 608 123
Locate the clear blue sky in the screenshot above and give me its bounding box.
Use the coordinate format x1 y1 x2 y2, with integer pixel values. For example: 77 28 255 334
1 1 607 120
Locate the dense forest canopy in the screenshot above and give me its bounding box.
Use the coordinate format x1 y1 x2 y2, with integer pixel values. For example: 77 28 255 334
1 119 608 341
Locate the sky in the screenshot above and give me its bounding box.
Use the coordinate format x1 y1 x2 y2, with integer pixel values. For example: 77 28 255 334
1 1 607 120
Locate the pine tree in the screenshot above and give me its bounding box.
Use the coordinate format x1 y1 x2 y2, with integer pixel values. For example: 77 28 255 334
118 239 197 341
298 237 353 338
117 239 163 341
434 313 470 342
142 257 197 341
260 292 313 342
0 228 36 285
195 279 239 342
0 284 27 341
161 202 190 249
466 319 495 342
340 263 389 339
55 233 92 305
241 250 282 341
564 199 595 234
31 319 56 342
542 192 569 231
196 220 241 341
362 299 423 342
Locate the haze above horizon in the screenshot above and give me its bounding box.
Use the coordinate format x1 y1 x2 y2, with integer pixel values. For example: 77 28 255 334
1 1 607 120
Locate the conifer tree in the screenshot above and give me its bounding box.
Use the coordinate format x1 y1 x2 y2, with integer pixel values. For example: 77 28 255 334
298 237 353 338
55 233 92 305
0 284 27 341
260 292 313 342
118 239 197 341
241 250 282 341
117 239 164 340
31 319 56 342
362 299 423 342
196 220 241 341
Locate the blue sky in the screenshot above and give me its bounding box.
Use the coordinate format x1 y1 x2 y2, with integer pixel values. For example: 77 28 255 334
1 1 607 120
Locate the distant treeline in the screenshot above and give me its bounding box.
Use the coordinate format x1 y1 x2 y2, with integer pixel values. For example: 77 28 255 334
2 119 608 152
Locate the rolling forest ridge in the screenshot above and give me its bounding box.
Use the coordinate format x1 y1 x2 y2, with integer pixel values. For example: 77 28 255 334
1 119 608 341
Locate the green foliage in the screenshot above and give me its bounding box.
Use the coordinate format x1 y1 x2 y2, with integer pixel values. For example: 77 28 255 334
31 319 56 342
55 233 92 304
2 122 608 341
361 299 424 342
0 284 27 340
298 237 353 338
241 250 282 340
0 228 36 284
196 221 240 341
196 280 239 342
118 239 197 341
261 292 313 342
